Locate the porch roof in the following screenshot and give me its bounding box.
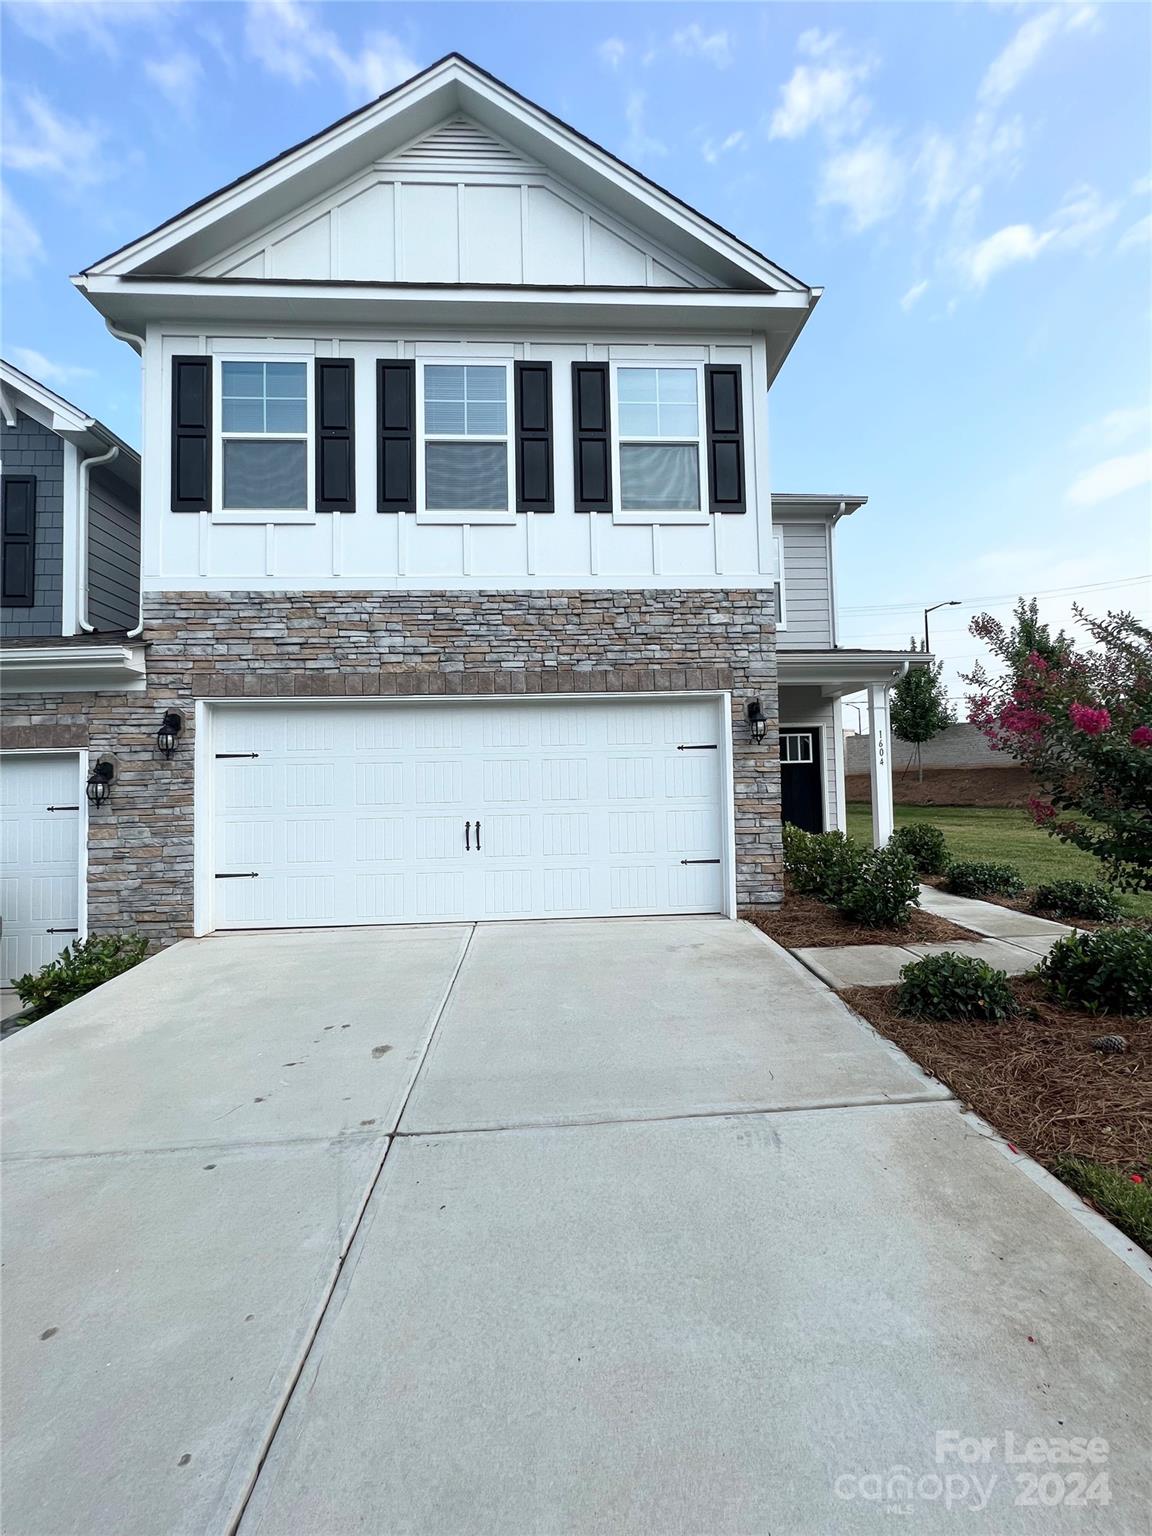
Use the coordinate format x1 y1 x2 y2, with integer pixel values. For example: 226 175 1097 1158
777 648 931 698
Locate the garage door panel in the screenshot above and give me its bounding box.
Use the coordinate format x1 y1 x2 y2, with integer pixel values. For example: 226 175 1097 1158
1 756 82 985
208 700 726 929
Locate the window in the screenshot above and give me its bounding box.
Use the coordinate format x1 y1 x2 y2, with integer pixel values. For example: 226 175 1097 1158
219 360 309 512
616 366 703 514
781 732 814 764
421 364 512 515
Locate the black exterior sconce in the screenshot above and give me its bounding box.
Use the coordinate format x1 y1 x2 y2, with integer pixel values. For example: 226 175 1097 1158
746 699 767 743
156 709 185 758
86 758 116 807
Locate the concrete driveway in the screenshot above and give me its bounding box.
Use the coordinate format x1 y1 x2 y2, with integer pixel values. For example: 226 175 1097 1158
3 919 1149 1536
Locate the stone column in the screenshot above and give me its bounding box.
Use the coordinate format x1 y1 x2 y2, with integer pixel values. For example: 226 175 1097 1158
867 682 894 847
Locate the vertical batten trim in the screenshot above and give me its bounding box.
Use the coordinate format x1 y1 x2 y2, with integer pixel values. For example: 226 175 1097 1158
197 509 210 577
264 522 275 577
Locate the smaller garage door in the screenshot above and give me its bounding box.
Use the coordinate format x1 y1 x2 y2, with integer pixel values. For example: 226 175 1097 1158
208 698 728 929
0 754 82 986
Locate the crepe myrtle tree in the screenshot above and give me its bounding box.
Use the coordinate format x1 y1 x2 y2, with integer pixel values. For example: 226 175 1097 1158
963 600 1152 891
890 639 954 781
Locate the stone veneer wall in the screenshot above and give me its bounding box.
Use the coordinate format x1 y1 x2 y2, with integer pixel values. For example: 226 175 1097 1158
2 589 781 944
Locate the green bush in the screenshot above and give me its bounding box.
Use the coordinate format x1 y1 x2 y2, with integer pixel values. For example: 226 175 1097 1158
837 843 920 928
945 860 1025 899
1036 927 1152 1015
895 952 1019 1022
783 825 867 904
1031 879 1123 923
14 935 149 1022
890 823 951 875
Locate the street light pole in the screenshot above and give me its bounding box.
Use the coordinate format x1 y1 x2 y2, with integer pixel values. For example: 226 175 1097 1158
923 599 961 653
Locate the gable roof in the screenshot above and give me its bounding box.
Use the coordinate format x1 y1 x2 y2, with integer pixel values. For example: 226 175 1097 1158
0 358 140 473
80 54 810 295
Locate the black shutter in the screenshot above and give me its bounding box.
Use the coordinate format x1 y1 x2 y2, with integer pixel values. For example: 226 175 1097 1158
514 362 554 513
171 356 212 513
572 363 612 512
377 361 415 512
1 475 36 607
315 359 355 513
705 364 746 513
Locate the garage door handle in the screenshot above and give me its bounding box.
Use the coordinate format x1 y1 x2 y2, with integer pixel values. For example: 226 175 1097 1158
215 872 260 879
465 821 471 851
475 821 481 851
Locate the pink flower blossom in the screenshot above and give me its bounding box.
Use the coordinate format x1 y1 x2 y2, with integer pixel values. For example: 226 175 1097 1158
1000 702 1052 739
1028 797 1057 825
1130 725 1152 748
1026 651 1049 673
1068 702 1111 736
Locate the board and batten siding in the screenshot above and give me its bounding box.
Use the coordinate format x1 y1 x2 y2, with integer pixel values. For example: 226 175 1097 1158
1 410 64 638
775 521 833 649
87 465 141 631
143 328 775 592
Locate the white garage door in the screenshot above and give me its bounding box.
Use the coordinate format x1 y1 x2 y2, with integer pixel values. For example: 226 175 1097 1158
208 699 727 929
0 754 82 986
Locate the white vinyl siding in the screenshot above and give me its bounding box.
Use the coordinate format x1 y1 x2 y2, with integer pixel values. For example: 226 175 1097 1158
774 522 832 649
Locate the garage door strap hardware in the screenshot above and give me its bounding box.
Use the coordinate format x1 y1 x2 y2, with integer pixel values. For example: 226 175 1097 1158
46 927 79 934
215 752 260 759
46 805 80 812
677 743 718 751
680 858 721 864
215 871 260 879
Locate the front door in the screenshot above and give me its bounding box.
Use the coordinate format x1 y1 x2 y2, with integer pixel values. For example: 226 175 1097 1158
780 728 823 833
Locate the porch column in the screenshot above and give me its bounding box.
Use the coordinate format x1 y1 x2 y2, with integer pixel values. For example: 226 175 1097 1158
867 682 894 847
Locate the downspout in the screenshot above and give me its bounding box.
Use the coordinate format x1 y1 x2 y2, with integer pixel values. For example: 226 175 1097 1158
77 443 120 632
105 320 146 637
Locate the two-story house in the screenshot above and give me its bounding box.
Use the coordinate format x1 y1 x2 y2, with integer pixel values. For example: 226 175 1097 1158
1 55 921 978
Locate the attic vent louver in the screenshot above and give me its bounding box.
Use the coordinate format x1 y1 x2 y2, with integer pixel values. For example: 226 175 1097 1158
382 118 533 173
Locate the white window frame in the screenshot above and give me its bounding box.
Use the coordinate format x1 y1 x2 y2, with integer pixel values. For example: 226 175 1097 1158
780 731 814 764
774 533 788 630
415 358 517 525
610 360 709 526
212 353 314 524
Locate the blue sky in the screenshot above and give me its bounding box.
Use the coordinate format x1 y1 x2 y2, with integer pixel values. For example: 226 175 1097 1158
2 0 1149 697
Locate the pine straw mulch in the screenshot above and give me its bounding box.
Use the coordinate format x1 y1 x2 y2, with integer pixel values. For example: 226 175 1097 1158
842 977 1152 1170
746 881 975 949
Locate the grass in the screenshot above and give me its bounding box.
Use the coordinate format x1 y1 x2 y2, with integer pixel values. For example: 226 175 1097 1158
846 803 1152 920
1051 1157 1152 1253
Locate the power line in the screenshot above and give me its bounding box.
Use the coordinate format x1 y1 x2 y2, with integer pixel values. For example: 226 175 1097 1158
838 573 1151 616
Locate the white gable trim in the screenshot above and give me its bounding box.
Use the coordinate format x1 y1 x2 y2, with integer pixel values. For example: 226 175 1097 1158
81 56 808 294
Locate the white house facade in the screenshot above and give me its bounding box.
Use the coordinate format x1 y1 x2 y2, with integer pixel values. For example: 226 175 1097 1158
0 55 923 971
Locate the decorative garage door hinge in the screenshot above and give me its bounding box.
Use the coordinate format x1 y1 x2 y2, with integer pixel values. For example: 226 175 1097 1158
46 927 79 934
680 858 721 865
215 872 260 879
215 752 260 759
676 744 718 751
46 804 80 812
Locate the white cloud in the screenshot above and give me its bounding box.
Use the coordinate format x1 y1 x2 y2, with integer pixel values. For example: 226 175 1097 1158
701 130 746 165
9 347 95 386
598 37 628 71
818 136 905 232
244 0 418 99
1118 213 1152 252
768 31 873 141
0 186 44 279
1066 450 1152 508
145 49 202 114
1 92 114 185
1074 407 1150 453
1047 183 1119 248
979 3 1097 104
954 182 1119 289
900 279 929 312
623 91 666 160
5 0 175 54
958 222 1053 287
671 24 732 69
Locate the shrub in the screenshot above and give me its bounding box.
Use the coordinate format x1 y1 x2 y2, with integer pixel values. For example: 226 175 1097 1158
1036 927 1152 1016
783 825 866 904
895 952 1019 1022
14 934 149 1022
1031 879 1123 923
890 823 951 875
945 860 1025 899
837 843 920 928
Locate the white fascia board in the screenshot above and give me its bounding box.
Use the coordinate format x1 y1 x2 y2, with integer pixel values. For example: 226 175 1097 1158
778 651 926 697
80 58 809 295
772 494 868 520
0 644 147 694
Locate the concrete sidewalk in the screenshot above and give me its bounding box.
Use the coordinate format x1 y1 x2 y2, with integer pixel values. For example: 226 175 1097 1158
4 917 1150 1536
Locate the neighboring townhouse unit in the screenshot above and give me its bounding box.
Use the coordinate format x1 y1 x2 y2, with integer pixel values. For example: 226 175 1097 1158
1 54 923 972
0 360 143 984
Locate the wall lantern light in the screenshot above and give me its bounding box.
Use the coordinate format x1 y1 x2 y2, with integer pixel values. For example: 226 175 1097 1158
86 758 116 807
746 699 767 743
156 709 185 759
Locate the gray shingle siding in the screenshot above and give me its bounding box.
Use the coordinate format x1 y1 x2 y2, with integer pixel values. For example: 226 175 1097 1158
88 464 140 631
1 411 64 637
776 521 832 649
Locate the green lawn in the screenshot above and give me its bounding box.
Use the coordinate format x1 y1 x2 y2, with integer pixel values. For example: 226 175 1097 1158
845 803 1152 920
